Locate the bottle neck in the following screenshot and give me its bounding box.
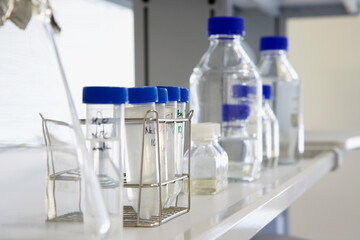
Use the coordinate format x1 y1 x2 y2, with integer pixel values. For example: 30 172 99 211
208 34 243 44
193 137 218 146
260 49 288 57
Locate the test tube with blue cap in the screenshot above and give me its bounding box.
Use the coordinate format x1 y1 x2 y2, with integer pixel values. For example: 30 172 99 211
125 87 160 219
155 88 169 208
82 86 128 236
157 86 181 208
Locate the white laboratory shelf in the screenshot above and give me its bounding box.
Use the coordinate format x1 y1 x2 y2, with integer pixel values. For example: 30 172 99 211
123 151 337 240
1 130 355 239
305 130 360 151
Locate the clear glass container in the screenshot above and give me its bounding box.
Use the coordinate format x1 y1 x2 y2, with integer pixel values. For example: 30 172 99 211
0 9 110 238
189 17 262 182
177 88 189 183
184 123 228 195
262 85 280 168
155 87 169 208
262 108 272 169
220 99 260 181
83 86 127 237
258 36 304 164
157 86 181 208
125 87 159 220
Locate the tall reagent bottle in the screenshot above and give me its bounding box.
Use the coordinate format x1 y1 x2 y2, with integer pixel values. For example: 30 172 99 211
262 85 280 168
190 17 262 179
258 36 304 163
223 85 260 181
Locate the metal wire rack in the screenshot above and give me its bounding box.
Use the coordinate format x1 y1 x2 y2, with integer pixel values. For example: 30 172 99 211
41 109 193 227
40 114 83 223
123 109 193 227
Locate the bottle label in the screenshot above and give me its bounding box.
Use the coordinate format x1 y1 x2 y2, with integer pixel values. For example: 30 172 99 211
273 81 302 139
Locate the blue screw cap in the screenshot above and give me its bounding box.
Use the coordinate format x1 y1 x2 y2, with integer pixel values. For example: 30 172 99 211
82 86 128 104
157 88 168 104
180 88 189 103
263 85 272 99
260 36 288 51
157 86 180 101
128 87 158 104
208 16 245 37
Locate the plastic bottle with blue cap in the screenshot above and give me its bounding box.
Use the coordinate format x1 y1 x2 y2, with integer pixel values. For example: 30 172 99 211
262 85 280 168
176 88 189 195
157 86 181 208
125 86 160 219
177 88 189 164
155 87 169 208
82 86 128 236
258 36 304 164
189 16 262 181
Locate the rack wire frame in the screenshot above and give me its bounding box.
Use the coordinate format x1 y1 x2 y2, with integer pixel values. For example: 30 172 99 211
123 109 193 227
40 114 83 222
41 109 193 227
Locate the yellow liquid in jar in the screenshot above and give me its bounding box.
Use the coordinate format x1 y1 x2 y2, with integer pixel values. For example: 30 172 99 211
184 178 220 195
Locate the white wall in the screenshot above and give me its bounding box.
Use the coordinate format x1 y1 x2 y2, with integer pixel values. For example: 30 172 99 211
0 0 134 147
287 15 360 240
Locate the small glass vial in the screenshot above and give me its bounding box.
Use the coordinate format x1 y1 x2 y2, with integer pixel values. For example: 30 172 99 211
83 86 128 236
155 87 169 208
262 85 280 168
184 123 228 195
157 86 181 208
125 87 159 219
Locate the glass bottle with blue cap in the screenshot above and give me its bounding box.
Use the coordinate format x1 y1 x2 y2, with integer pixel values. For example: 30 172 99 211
261 86 273 169
125 86 160 219
221 85 260 181
82 86 128 236
262 84 280 168
258 36 303 164
189 16 262 181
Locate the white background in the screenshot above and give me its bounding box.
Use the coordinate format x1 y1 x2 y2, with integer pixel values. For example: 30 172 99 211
288 15 360 240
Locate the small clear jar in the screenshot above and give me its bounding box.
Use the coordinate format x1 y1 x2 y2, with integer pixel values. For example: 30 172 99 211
83 86 128 237
184 123 228 195
155 88 169 208
157 86 181 208
125 87 159 220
